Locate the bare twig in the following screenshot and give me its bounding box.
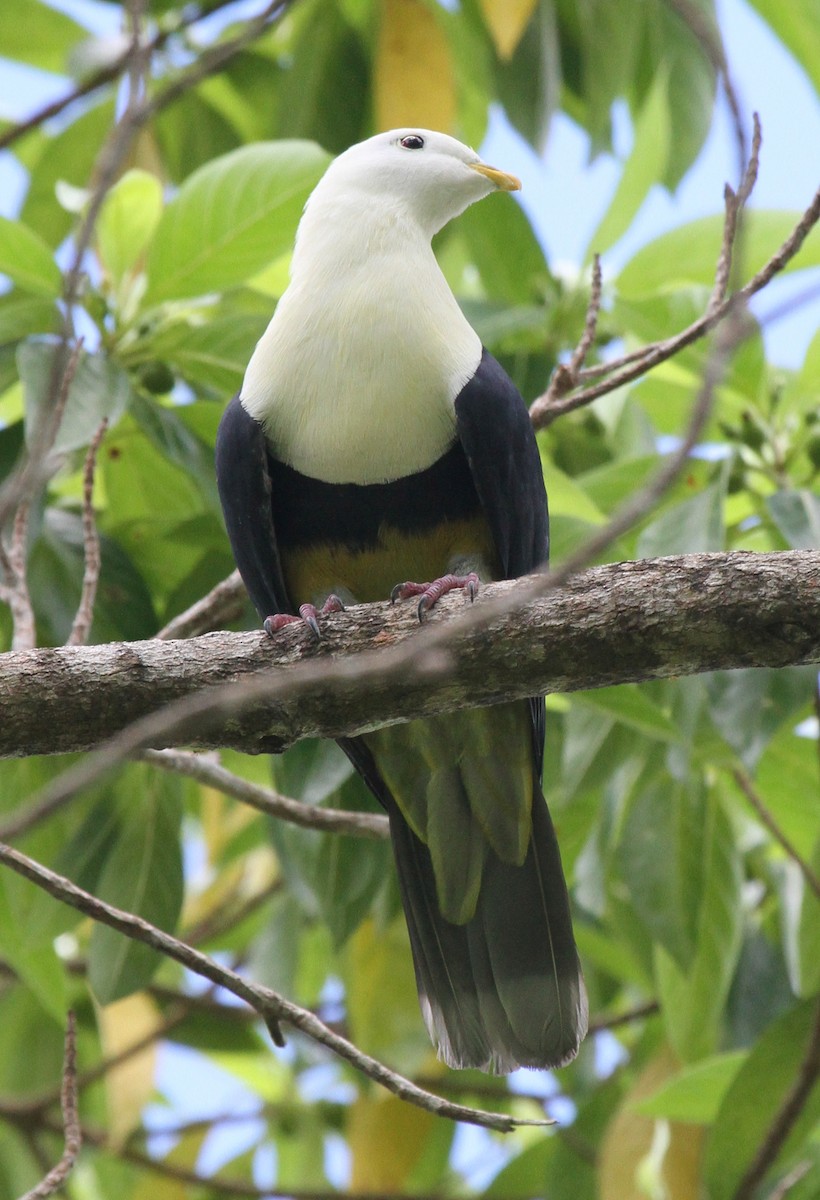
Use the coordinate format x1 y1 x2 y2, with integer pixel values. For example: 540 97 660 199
732 1000 820 1200
19 1012 80 1200
587 1000 660 1035
733 768 820 901
532 162 820 433
67 418 108 648
0 839 549 1132
530 255 602 419
156 570 248 640
143 748 389 839
0 0 242 152
184 879 282 946
708 114 762 314
768 1160 812 1200
0 2 293 532
0 501 35 651
0 333 84 561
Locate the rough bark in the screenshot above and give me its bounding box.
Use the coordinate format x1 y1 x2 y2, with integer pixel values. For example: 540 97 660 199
0 550 818 760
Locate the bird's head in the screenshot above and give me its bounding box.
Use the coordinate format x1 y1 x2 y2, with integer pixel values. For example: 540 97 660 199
305 128 521 239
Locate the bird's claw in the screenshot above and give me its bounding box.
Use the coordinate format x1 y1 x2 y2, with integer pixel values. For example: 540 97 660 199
263 595 345 642
391 573 480 622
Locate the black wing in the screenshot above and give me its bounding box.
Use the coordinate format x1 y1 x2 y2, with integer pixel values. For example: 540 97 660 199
454 347 549 775
454 347 549 580
215 393 292 621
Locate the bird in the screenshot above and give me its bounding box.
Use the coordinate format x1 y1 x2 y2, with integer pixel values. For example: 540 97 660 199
215 128 587 1072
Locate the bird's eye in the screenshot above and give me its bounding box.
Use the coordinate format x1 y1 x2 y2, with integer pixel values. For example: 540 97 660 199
399 134 425 150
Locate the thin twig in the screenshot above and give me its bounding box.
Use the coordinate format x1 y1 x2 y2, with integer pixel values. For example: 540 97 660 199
0 839 549 1132
0 333 84 558
587 1000 660 1035
19 1012 80 1200
708 114 762 314
531 255 603 415
0 501 35 651
733 768 820 901
184 879 282 946
67 418 108 648
156 570 248 639
768 1160 812 1200
0 2 293 532
143 748 390 840
732 999 820 1200
0 0 242 152
531 179 819 428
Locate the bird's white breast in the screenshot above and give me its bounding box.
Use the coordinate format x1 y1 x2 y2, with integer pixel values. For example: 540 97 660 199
241 203 481 484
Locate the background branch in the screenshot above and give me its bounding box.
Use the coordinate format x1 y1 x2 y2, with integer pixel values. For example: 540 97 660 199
19 1013 80 1200
0 838 548 1134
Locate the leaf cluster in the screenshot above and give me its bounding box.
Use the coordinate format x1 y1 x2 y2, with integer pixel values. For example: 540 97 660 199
0 1 819 1198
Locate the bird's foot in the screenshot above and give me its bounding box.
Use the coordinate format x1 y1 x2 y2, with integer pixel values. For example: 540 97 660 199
390 573 480 622
263 595 345 641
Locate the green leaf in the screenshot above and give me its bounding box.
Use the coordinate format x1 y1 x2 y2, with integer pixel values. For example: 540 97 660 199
705 1001 820 1199
584 65 671 260
494 0 558 149
144 141 331 304
457 190 551 304
780 848 820 998
576 685 682 744
633 1050 746 1122
752 721 820 859
652 0 718 189
343 915 430 1073
618 773 705 967
268 774 391 950
637 473 726 558
28 507 158 643
96 169 163 290
275 2 369 154
272 738 355 805
617 210 820 298
129 392 219 509
746 0 820 96
143 313 268 397
0 217 62 297
89 764 184 1003
0 883 65 1020
543 461 607 524
0 293 60 342
767 490 820 549
19 341 132 454
0 0 87 72
0 989 65 1099
655 793 743 1061
21 100 115 246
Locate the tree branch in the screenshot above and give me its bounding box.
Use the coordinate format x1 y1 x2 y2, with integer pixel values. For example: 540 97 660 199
732 999 820 1200
531 177 820 429
155 570 248 640
0 839 548 1133
733 767 820 901
0 551 817 766
19 1013 80 1200
143 748 389 839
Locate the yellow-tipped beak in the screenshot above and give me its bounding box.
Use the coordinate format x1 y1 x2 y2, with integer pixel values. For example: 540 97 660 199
469 162 521 192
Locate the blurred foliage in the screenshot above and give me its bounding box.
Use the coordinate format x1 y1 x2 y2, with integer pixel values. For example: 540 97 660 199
0 0 819 1197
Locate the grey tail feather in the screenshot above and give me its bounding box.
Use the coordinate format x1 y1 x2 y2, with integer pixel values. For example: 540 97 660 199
387 785 588 1072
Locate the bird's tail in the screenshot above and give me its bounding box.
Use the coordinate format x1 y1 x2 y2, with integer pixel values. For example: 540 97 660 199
387 785 587 1072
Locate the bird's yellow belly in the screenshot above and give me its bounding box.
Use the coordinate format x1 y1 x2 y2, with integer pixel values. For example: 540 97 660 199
280 515 498 607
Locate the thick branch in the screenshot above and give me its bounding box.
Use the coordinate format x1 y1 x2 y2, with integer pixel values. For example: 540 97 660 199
0 551 818 761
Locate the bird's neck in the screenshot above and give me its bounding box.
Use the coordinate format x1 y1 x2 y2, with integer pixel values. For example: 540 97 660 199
241 200 481 484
